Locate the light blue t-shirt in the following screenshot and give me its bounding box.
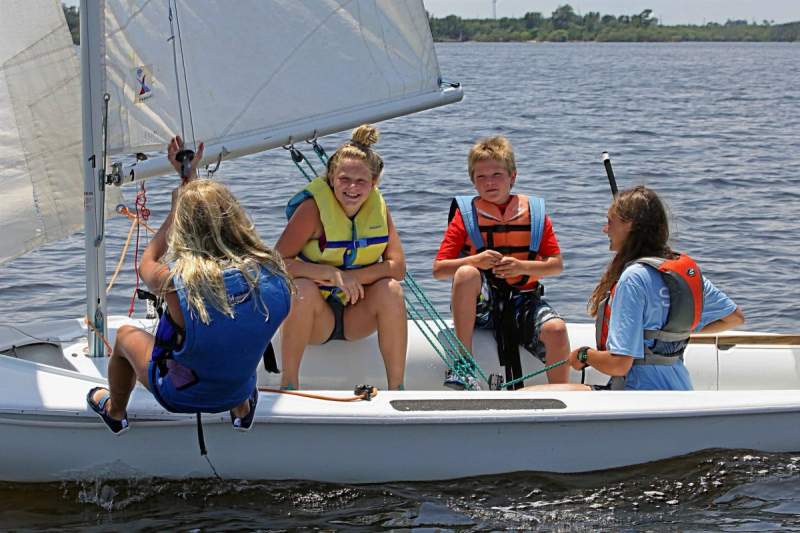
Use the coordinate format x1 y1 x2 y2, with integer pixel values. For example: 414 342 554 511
606 263 737 391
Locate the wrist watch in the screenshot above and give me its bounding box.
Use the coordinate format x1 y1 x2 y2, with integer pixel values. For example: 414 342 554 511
577 346 590 367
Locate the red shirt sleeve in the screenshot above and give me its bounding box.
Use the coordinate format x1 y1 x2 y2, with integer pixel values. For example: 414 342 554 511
537 215 561 257
435 210 468 261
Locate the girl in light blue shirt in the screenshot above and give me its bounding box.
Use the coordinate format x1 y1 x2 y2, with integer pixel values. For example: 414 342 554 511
571 186 744 391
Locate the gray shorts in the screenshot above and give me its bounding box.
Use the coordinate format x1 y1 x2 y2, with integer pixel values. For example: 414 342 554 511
474 273 562 363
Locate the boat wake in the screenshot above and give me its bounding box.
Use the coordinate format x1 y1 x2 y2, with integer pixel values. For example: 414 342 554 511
1 449 798 530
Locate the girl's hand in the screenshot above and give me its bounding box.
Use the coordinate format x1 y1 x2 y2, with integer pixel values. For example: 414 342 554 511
167 136 205 183
319 268 364 304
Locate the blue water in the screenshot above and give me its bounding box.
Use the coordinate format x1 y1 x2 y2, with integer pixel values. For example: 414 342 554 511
1 42 799 530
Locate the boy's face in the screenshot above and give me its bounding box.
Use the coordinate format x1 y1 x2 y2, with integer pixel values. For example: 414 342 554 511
471 159 516 205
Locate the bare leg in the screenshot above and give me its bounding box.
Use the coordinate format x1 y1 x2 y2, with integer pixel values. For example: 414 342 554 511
539 318 571 384
92 325 155 420
279 278 334 389
451 265 482 355
344 278 407 390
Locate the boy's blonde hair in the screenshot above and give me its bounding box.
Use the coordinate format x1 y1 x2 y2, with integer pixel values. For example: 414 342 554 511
467 135 516 180
166 179 292 324
325 124 384 182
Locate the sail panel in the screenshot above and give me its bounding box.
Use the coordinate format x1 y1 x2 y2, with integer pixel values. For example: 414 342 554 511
102 0 447 156
0 1 85 266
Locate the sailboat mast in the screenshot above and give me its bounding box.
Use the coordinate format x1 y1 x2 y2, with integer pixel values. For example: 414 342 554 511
80 0 107 357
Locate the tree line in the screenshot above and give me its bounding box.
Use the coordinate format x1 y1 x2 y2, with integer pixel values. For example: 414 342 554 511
429 4 800 42
62 4 799 45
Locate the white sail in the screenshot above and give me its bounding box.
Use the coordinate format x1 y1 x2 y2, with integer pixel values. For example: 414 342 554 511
0 1 84 265
100 0 462 181
0 0 121 266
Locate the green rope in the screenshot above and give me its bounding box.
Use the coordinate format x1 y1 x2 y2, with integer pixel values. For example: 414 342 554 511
500 359 568 389
310 139 329 166
404 295 458 368
285 145 318 182
402 272 489 384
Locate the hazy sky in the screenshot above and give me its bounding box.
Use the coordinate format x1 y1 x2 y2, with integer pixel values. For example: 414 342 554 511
424 0 800 25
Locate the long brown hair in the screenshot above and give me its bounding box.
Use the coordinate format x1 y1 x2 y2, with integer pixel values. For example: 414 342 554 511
588 185 674 317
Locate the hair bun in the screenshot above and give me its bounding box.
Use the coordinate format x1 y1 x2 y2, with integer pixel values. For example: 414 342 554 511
350 124 379 148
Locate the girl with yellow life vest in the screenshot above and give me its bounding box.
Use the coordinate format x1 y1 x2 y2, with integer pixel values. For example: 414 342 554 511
276 125 407 390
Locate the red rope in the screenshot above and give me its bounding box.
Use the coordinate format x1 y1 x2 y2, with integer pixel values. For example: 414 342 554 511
128 183 151 316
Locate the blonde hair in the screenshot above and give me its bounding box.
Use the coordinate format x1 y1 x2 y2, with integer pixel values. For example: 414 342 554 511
467 135 516 180
165 179 292 324
325 124 384 182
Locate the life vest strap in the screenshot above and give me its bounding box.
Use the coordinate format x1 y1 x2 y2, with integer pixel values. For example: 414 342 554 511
325 235 389 249
643 329 690 342
478 223 532 233
635 350 684 365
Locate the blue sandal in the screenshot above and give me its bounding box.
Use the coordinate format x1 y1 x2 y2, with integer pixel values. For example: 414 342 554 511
87 387 129 435
230 388 258 432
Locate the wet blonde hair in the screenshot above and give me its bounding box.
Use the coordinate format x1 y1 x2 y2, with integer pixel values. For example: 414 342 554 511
467 135 516 180
165 179 292 324
588 186 674 317
325 124 384 182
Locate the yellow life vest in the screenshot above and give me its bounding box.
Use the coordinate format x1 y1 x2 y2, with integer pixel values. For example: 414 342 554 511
285 176 389 304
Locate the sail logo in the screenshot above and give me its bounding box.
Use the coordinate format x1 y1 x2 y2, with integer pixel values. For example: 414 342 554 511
133 65 153 103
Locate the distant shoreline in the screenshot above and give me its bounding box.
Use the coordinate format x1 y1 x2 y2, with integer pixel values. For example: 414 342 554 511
428 6 800 44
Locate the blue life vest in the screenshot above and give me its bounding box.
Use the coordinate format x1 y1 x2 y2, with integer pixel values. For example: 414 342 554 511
148 265 290 413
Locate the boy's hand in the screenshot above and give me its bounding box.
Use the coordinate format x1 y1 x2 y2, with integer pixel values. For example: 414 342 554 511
471 250 502 270
492 256 526 278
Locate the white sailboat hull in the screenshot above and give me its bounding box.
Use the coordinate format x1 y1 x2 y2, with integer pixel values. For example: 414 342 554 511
1 317 799 483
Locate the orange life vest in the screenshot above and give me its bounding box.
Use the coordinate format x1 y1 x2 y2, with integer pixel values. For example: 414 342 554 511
449 194 546 291
595 254 704 357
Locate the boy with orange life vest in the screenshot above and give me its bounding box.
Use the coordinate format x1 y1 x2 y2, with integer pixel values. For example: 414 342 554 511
433 136 570 386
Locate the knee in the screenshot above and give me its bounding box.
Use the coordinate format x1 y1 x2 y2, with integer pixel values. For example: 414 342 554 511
452 265 481 292
541 319 568 340
292 279 322 305
371 278 405 305
113 325 137 348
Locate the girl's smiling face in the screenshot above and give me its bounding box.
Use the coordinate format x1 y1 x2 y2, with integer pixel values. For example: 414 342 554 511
330 158 375 217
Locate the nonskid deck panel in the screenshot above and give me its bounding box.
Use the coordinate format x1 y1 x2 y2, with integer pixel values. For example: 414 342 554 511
390 398 567 411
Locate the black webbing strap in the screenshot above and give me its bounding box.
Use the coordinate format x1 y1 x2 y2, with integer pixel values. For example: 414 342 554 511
196 412 208 456
196 412 222 479
490 283 524 390
262 341 279 373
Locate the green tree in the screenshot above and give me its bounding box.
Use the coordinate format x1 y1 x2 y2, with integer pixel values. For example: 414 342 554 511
551 5 577 30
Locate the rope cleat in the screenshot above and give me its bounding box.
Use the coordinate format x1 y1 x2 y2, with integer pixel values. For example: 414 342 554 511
488 373 505 391
353 384 376 400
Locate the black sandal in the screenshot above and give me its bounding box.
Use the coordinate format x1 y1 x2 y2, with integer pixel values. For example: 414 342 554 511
87 387 130 435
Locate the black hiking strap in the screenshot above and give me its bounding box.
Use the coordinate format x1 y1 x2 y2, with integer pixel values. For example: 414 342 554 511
196 412 208 456
196 412 223 480
262 341 279 373
490 284 524 390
